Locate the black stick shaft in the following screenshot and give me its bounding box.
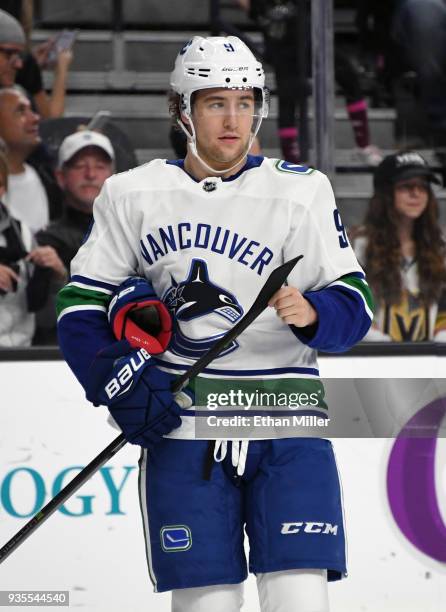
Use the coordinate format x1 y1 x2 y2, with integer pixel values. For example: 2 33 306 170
0 255 302 563
173 256 303 389
0 434 126 563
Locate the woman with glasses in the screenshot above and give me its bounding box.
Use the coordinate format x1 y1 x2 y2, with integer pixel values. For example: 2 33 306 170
350 151 446 342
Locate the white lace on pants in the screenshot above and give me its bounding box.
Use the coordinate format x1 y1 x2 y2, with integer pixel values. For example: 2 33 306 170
213 439 250 476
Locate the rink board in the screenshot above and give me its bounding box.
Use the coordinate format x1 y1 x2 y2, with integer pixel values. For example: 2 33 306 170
0 356 445 612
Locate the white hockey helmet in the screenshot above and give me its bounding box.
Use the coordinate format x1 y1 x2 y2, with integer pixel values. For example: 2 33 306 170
170 35 268 118
169 36 268 174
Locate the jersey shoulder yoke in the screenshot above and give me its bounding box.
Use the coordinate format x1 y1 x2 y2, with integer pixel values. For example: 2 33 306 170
105 158 177 198
261 157 328 204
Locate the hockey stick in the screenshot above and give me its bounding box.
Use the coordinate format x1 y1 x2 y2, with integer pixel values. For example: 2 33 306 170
0 255 302 563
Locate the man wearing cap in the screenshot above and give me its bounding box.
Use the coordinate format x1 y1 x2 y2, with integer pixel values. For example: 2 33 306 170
33 130 115 344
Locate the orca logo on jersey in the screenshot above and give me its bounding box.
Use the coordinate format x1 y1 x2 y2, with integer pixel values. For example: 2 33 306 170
163 259 244 360
104 348 151 400
281 522 338 536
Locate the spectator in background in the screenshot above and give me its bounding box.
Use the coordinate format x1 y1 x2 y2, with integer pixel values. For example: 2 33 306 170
357 0 446 159
33 130 115 344
0 5 72 118
0 7 26 87
0 143 34 346
0 144 64 346
38 130 115 272
350 151 446 342
238 0 382 165
355 0 398 108
391 0 446 161
0 87 61 234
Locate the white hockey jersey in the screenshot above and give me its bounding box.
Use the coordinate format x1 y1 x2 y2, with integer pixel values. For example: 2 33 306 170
57 156 373 438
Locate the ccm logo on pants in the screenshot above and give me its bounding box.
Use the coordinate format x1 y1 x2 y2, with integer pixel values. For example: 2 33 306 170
281 522 338 535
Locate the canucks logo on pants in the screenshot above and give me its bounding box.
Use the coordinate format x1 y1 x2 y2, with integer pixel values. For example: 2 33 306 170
160 525 192 552
163 258 244 360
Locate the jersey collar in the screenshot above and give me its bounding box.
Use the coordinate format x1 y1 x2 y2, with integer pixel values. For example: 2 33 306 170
166 155 264 183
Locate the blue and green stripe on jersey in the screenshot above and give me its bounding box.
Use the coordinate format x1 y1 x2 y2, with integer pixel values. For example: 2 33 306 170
56 276 115 322
57 272 373 328
328 272 374 321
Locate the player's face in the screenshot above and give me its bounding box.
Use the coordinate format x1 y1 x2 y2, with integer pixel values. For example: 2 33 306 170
190 88 255 169
57 147 113 213
393 177 430 221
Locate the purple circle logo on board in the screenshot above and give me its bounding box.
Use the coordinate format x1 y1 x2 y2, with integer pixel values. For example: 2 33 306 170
387 398 446 562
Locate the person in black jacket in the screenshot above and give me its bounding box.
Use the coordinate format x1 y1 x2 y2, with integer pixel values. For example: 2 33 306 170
34 130 115 344
37 130 115 269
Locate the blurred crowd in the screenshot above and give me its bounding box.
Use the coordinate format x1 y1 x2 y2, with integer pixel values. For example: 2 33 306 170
1 0 446 347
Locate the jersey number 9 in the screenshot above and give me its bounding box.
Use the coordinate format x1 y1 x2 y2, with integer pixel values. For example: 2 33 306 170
333 209 348 249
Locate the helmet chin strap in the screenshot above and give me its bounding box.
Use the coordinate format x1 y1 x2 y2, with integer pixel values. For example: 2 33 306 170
188 137 252 176
176 115 262 177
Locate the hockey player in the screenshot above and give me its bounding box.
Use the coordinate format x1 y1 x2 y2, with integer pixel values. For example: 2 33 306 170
57 36 373 612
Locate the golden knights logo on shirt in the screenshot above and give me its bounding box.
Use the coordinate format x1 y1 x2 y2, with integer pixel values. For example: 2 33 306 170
382 289 429 342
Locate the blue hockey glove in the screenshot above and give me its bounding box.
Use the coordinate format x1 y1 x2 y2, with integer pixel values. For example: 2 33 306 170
86 340 185 448
108 277 172 354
